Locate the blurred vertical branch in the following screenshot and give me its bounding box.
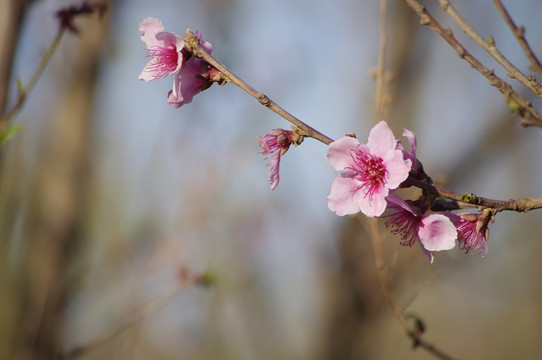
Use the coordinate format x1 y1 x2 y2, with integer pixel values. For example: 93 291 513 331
321 2 423 359
0 0 28 117
0 4 111 359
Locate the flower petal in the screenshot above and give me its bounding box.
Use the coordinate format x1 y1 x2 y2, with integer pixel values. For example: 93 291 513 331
385 194 416 215
418 241 435 263
139 17 164 48
402 128 417 160
167 72 184 106
367 121 396 158
359 188 388 217
327 136 365 171
418 214 457 251
382 149 411 189
267 151 281 190
327 176 363 216
195 30 213 54
167 59 209 108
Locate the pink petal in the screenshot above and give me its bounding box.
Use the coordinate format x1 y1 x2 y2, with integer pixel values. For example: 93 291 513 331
418 242 435 263
385 194 416 215
327 176 364 216
167 72 184 107
139 63 160 82
267 151 281 190
418 214 457 251
402 128 417 159
139 17 164 48
327 136 365 171
195 30 213 54
168 59 209 107
359 189 388 217
367 121 396 158
382 150 411 189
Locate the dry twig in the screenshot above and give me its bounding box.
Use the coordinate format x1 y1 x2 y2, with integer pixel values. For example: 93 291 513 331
437 0 542 98
492 0 542 77
184 30 334 146
402 0 542 127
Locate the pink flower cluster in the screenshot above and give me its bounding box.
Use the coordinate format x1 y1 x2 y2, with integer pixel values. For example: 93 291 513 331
137 21 490 263
326 121 489 263
138 18 217 107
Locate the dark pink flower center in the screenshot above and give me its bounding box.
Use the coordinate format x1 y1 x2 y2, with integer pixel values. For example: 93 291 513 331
258 134 281 156
347 149 389 200
146 46 179 78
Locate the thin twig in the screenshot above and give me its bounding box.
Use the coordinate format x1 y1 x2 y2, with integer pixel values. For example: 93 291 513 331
374 0 389 122
0 0 28 117
401 0 542 127
492 0 542 78
437 0 542 98
184 30 334 146
363 216 457 360
59 284 191 360
0 28 66 131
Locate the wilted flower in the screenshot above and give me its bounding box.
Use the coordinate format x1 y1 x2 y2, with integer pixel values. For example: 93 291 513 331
327 121 412 217
447 212 490 256
258 129 296 190
385 195 457 263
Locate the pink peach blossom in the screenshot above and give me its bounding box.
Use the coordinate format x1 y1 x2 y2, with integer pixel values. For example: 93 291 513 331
139 18 214 108
167 30 214 108
327 121 412 217
139 17 184 82
385 195 457 263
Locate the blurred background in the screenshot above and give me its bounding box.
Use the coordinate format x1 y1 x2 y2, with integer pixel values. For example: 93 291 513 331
0 0 541 359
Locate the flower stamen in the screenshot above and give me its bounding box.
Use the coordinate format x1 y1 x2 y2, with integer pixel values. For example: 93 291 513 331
346 150 389 202
145 46 179 78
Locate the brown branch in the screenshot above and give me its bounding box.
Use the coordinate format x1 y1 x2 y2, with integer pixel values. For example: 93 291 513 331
184 30 334 146
401 0 542 127
492 0 542 78
437 0 542 98
406 176 542 213
374 0 389 123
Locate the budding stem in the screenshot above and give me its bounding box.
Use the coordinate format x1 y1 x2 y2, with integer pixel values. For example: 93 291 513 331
184 29 334 146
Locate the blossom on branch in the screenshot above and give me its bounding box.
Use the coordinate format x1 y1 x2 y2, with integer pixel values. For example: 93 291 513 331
139 18 216 108
258 129 296 190
385 195 457 263
447 212 490 256
139 18 184 82
167 30 215 108
327 121 412 217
